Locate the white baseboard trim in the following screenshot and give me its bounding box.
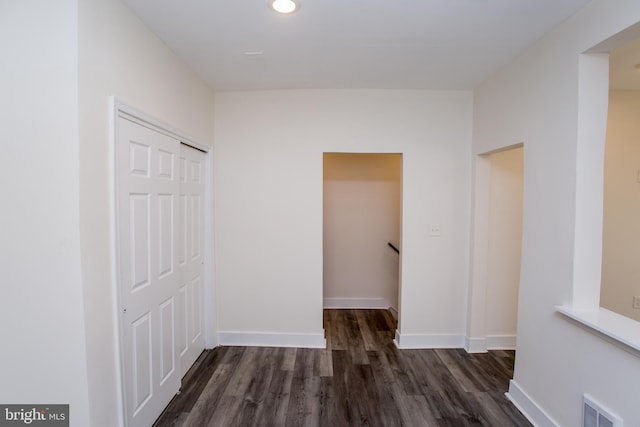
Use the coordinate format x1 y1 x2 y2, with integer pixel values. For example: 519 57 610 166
465 337 488 353
218 331 326 349
388 306 398 320
487 334 516 350
323 297 390 309
464 335 517 353
394 331 465 349
506 380 559 427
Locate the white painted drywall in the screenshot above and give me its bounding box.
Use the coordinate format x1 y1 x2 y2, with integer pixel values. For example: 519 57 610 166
486 148 523 339
0 1 91 424
323 154 401 310
214 90 472 340
78 0 216 425
473 2 640 425
601 90 640 322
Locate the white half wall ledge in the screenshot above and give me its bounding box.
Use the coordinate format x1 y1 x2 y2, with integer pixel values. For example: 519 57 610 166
394 331 465 349
218 331 326 349
323 297 391 309
506 380 560 427
556 305 640 356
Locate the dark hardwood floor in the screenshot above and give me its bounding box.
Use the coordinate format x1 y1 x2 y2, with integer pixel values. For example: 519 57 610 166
154 309 531 426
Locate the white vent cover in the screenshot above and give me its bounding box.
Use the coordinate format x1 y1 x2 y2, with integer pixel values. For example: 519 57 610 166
583 395 622 427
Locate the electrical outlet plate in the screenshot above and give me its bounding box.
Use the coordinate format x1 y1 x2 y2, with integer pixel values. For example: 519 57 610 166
633 296 640 309
429 225 441 237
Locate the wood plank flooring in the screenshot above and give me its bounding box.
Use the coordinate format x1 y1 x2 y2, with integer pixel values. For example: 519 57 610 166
154 309 531 427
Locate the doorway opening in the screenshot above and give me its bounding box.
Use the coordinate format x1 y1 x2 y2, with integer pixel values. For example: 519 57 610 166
322 153 402 320
485 146 524 349
468 145 524 352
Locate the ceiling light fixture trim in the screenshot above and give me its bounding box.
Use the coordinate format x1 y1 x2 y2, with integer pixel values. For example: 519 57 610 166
270 0 299 14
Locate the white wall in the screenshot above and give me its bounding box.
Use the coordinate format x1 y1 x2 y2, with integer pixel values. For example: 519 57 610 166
78 0 216 425
473 1 640 425
486 148 523 341
601 90 640 322
214 90 472 346
0 1 91 425
323 154 401 310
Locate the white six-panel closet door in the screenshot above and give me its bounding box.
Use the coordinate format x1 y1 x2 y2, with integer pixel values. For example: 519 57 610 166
117 118 205 427
177 143 205 377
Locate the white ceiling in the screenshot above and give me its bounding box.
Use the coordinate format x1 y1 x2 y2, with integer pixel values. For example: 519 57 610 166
122 0 592 91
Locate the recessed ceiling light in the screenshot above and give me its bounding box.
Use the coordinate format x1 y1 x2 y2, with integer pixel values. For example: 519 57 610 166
244 51 265 60
270 0 298 14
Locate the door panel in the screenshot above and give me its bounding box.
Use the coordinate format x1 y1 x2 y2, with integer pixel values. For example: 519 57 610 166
118 118 181 427
130 194 150 291
129 141 150 177
158 297 175 385
190 276 201 342
131 312 152 414
158 149 174 180
158 194 174 278
191 195 201 260
177 145 206 376
176 284 188 358
178 194 187 266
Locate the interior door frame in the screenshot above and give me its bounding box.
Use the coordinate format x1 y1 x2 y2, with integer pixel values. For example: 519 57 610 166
466 143 523 354
110 97 216 426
